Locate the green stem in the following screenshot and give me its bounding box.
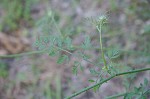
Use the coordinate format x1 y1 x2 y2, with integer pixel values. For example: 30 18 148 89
65 68 150 99
0 49 48 58
72 46 150 55
0 45 98 67
105 92 127 99
96 24 107 70
106 89 150 99
52 14 62 38
1 46 149 58
54 46 98 66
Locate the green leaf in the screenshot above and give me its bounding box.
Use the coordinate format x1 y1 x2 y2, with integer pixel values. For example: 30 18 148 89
88 79 95 83
56 37 63 47
72 61 83 75
72 66 78 75
93 85 100 92
42 36 50 43
57 55 68 64
142 24 150 35
144 78 148 86
124 93 134 99
38 44 46 50
64 37 74 50
107 64 118 75
78 51 90 60
49 47 57 56
134 87 140 93
74 61 80 66
49 50 57 56
33 39 40 47
80 65 84 71
49 36 56 45
106 48 121 59
82 35 91 49
89 69 99 76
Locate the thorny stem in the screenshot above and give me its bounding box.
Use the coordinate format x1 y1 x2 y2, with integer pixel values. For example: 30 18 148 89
65 67 150 99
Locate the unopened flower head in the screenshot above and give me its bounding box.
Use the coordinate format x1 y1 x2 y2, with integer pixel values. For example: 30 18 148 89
98 15 108 24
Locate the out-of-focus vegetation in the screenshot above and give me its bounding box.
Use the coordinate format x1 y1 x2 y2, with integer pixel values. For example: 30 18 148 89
0 0 38 32
0 61 8 78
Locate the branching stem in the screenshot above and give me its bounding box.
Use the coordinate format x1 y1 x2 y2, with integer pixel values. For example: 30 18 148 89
65 67 150 99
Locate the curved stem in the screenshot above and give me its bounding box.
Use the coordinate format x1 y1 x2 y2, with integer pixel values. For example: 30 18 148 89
65 68 150 99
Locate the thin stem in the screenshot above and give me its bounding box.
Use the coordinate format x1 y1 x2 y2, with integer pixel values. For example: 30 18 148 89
106 88 150 99
0 45 98 66
1 46 149 58
105 92 127 99
72 45 150 55
0 49 48 58
54 46 73 55
54 46 98 66
65 68 150 99
52 14 62 37
96 24 107 70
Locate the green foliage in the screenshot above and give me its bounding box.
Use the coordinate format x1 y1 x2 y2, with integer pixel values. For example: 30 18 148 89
93 85 100 92
57 55 68 64
72 61 83 75
77 51 91 60
106 48 121 59
33 10 150 99
89 68 99 76
82 35 92 49
142 24 150 35
88 79 95 83
0 7 149 98
124 78 150 99
72 65 78 76
64 37 74 50
49 47 58 57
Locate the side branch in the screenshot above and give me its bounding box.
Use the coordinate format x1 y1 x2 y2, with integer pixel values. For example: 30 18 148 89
65 68 150 99
0 49 48 58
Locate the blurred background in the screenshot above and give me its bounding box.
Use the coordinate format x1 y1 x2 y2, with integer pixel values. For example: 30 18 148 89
0 0 150 99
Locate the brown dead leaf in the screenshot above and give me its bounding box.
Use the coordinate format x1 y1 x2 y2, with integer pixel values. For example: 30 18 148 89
0 32 30 55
